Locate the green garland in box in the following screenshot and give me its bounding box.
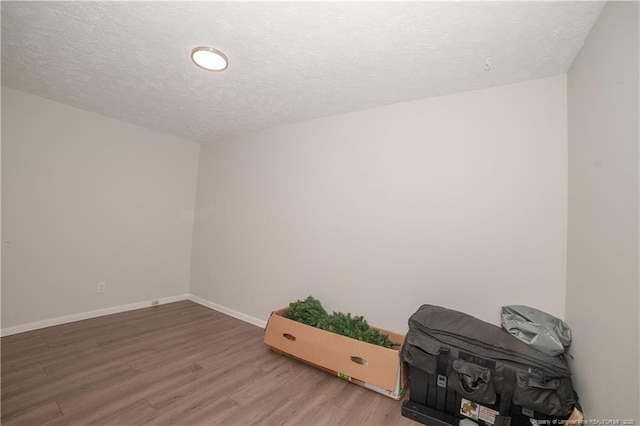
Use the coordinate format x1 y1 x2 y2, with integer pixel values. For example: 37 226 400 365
286 296 394 348
286 296 328 327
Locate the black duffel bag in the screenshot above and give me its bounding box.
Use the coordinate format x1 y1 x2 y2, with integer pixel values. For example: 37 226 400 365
401 305 576 426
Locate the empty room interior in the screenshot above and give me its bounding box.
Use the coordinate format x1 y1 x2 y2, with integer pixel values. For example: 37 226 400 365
1 1 639 425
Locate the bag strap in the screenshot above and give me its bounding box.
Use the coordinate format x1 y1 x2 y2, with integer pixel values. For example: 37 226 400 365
494 368 516 426
437 348 450 376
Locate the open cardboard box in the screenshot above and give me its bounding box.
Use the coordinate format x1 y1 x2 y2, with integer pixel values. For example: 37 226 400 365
263 308 407 400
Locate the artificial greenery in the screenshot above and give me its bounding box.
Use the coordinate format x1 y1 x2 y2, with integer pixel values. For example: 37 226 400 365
286 296 328 327
286 296 394 348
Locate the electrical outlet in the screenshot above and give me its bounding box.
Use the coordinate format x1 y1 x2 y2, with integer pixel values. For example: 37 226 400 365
97 281 106 294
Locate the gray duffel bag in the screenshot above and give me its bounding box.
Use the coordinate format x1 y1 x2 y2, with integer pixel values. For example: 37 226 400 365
401 305 576 421
501 305 571 356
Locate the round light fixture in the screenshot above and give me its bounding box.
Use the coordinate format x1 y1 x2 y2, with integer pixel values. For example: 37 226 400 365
191 46 228 72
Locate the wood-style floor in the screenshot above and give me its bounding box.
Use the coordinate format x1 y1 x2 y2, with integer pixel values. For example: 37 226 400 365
1 300 415 425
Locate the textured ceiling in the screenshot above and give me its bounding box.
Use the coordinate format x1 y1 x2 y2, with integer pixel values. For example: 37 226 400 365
1 1 604 143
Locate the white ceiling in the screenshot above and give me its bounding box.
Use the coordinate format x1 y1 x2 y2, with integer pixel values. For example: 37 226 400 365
1 1 604 143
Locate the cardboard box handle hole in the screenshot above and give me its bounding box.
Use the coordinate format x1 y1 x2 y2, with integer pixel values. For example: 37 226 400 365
283 333 296 341
350 356 368 366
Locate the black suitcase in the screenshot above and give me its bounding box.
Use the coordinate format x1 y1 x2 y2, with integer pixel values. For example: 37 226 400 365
400 305 577 426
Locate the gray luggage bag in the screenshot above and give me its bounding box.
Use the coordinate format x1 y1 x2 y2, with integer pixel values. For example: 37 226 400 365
401 305 576 426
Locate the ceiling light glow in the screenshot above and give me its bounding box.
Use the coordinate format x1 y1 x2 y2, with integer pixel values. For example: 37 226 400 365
191 47 228 72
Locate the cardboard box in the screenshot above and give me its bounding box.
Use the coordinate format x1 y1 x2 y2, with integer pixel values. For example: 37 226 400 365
263 308 407 400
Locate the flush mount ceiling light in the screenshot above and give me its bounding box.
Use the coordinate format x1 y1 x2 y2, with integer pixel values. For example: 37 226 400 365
191 46 229 72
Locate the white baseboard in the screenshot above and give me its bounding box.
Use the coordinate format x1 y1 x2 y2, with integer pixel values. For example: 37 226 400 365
1 293 267 337
188 294 267 329
1 294 189 337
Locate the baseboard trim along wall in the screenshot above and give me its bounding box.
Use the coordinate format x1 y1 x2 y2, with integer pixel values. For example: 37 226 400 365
1 293 268 337
0 294 190 337
188 294 268 329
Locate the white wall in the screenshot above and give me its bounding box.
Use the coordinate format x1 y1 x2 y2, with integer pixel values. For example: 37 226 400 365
566 1 639 420
190 75 568 333
1 87 200 330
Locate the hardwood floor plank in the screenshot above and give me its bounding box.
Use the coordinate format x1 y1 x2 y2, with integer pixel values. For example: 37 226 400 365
1 334 57 358
1 365 48 388
0 401 63 426
144 383 251 425
146 320 227 352
253 348 292 372
227 358 317 408
222 362 330 425
283 400 349 426
1 301 409 426
1 327 64 346
363 396 416 426
94 315 219 354
2 363 136 420
2 341 102 374
91 310 216 349
145 362 264 410
53 364 203 424
154 395 243 426
87 398 156 426
1 367 50 400
268 370 351 425
57 301 198 336
194 332 269 371
43 344 155 378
